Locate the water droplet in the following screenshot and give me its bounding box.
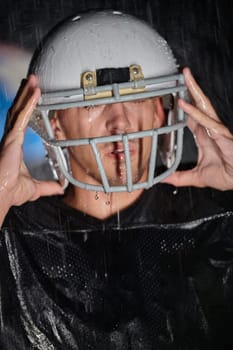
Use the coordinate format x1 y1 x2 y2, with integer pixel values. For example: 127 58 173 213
173 188 178 195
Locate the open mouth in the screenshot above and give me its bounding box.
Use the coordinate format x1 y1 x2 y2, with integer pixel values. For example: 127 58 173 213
111 149 125 161
105 143 136 161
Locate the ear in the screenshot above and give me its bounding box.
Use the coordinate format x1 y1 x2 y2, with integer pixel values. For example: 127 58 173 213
153 97 165 128
50 111 66 140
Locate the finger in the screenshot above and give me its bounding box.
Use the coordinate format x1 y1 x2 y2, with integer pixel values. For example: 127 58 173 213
6 75 39 133
178 99 233 140
1 87 40 149
11 75 38 114
183 67 219 121
186 114 198 135
13 87 41 133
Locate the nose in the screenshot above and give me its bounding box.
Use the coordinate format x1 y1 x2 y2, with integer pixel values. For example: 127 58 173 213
106 103 131 134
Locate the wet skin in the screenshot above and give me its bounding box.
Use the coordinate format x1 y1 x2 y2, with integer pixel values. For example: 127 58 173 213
51 98 165 187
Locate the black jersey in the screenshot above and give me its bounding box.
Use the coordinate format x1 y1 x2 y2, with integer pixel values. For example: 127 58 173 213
1 184 233 349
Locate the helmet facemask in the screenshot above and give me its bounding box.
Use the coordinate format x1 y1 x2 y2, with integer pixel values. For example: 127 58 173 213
28 11 187 192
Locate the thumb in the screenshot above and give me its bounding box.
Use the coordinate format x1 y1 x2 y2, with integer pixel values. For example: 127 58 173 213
31 180 64 201
162 168 204 188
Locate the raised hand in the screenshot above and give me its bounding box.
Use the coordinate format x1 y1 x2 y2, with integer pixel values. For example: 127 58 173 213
0 75 63 226
163 67 233 191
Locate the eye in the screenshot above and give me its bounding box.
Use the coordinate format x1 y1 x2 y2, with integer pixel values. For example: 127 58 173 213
84 105 94 111
84 104 106 110
84 105 101 111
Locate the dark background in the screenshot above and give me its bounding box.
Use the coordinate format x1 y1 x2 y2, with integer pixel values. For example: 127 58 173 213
0 0 232 129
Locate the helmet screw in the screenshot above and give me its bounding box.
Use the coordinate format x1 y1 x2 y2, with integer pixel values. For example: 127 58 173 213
133 67 139 76
85 73 93 81
35 113 41 121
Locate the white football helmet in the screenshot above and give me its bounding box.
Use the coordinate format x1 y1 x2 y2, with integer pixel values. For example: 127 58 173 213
29 10 187 192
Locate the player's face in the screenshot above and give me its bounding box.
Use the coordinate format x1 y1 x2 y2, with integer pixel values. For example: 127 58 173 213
51 98 165 187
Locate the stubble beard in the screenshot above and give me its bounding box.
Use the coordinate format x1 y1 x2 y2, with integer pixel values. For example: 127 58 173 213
85 157 147 187
68 143 148 187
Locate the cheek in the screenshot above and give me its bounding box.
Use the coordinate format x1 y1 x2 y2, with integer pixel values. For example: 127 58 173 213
85 106 105 123
58 115 84 139
138 112 159 130
61 109 107 139
135 102 163 130
153 114 164 128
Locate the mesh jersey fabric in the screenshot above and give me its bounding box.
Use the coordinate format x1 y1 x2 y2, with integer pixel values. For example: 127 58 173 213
1 183 233 349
